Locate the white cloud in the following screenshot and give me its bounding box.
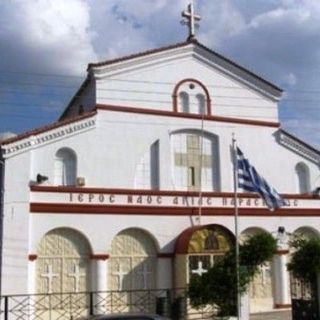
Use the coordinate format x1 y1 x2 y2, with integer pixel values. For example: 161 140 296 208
0 0 97 75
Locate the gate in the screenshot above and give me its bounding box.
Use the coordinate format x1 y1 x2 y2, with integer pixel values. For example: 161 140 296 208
291 276 319 320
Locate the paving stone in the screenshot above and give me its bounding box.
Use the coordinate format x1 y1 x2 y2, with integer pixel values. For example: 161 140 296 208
250 310 291 320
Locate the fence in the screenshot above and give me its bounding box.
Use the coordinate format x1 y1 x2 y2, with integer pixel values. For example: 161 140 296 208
0 289 217 320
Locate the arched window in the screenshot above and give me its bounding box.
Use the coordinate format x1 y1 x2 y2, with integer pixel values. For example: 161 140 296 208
196 94 205 114
171 131 220 191
295 162 310 193
173 79 211 115
179 92 189 113
54 148 77 186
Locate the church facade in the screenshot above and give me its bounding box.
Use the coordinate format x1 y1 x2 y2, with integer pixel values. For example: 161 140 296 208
1 24 320 318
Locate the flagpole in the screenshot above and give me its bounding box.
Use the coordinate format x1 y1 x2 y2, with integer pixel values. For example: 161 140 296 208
197 109 205 225
232 133 241 320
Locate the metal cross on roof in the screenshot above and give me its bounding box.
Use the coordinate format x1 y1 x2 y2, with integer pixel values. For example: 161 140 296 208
181 2 201 41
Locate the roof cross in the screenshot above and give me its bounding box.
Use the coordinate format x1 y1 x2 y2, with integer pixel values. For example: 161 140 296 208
181 2 201 40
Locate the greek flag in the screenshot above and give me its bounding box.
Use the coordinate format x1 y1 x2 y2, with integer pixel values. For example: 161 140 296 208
236 147 286 211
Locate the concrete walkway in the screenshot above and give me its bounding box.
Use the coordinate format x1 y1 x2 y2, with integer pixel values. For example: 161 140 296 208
250 310 291 320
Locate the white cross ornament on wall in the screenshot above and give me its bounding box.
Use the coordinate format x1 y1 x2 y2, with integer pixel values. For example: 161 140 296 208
137 263 152 290
191 261 208 276
112 263 128 291
41 264 59 294
68 264 86 293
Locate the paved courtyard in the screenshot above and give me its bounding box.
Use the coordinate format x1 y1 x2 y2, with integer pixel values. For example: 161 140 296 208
250 310 291 320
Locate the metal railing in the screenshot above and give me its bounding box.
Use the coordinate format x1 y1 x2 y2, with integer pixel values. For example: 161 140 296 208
0 289 217 320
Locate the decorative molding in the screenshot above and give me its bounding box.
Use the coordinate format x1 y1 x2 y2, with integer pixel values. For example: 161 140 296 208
278 131 320 164
2 117 96 156
30 203 320 216
90 254 110 260
172 78 211 114
96 104 280 128
28 254 38 261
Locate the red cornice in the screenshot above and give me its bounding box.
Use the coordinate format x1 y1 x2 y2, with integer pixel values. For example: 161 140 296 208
29 185 320 200
30 203 320 216
95 104 280 128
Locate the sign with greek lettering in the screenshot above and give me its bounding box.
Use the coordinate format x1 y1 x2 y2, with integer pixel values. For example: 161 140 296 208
28 190 318 209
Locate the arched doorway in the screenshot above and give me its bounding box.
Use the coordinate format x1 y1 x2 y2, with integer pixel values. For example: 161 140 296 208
108 228 158 313
174 224 234 289
109 228 157 291
37 228 91 294
241 227 274 313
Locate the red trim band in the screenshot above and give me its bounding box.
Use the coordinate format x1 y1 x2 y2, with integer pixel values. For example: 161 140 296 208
96 104 280 128
90 254 110 260
274 303 291 309
30 203 320 216
275 249 290 255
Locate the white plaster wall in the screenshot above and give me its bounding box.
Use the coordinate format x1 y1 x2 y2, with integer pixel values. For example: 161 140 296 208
9 110 319 193
2 152 31 295
95 57 279 122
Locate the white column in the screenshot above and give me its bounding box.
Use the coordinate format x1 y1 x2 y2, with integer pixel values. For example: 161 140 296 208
240 292 250 320
157 255 173 289
91 255 108 314
273 251 291 308
28 255 37 294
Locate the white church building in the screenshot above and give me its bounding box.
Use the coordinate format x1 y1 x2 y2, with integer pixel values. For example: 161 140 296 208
1 4 320 319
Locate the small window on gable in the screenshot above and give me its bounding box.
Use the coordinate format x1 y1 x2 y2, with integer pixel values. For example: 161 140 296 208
179 92 189 113
196 94 205 114
174 79 211 115
54 148 77 186
295 162 310 193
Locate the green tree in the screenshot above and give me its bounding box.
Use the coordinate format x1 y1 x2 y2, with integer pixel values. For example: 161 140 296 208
188 232 277 317
288 237 320 282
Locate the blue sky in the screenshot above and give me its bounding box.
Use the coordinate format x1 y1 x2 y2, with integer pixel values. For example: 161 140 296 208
0 0 319 148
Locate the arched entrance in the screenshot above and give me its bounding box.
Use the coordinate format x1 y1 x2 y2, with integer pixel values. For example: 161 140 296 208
241 227 274 313
108 228 158 313
109 228 157 291
174 224 234 288
36 228 91 294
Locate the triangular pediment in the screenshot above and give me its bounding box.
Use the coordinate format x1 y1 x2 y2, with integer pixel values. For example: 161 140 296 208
88 40 282 101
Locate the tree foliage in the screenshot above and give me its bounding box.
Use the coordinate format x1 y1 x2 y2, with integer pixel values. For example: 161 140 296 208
188 232 277 317
288 237 320 282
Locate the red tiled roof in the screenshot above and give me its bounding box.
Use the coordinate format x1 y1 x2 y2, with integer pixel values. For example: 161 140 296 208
1 111 97 146
87 41 190 70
